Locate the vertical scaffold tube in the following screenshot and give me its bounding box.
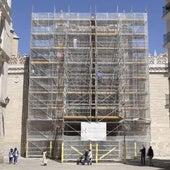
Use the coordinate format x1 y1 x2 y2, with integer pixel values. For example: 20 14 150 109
61 142 64 163
90 17 96 118
89 142 92 150
123 143 126 164
50 141 52 158
96 143 98 163
134 142 137 158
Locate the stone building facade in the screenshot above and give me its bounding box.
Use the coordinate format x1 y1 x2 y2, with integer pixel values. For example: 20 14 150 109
5 55 28 157
149 53 170 157
0 0 19 162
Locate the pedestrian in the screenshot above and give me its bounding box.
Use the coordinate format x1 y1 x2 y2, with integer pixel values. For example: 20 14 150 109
42 151 47 166
8 148 13 164
147 146 154 166
83 149 89 164
140 145 146 165
13 148 19 164
88 149 92 165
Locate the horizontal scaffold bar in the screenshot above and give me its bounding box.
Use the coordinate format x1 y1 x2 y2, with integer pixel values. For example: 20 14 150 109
29 76 147 80
64 115 122 119
31 32 119 35
32 32 145 36
52 106 118 109
31 47 147 50
30 61 64 64
29 91 147 94
30 106 147 110
30 61 147 65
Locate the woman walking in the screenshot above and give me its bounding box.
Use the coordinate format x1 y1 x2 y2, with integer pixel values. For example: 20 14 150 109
8 148 13 164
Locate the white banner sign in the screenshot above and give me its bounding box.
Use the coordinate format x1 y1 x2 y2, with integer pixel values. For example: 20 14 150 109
81 122 106 141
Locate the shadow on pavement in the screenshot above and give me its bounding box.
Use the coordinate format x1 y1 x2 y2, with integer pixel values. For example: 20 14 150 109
127 158 170 170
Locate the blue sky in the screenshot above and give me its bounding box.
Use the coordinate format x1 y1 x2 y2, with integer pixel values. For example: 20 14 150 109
12 0 166 56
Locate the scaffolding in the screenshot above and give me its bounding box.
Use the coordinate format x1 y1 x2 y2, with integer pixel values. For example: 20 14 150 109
27 12 150 161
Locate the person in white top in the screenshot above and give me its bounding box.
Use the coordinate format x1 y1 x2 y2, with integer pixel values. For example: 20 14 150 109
8 148 13 164
42 151 47 166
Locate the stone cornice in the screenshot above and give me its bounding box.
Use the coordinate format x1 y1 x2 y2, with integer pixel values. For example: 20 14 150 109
8 65 25 74
8 55 26 65
148 52 168 73
8 55 28 74
7 53 168 73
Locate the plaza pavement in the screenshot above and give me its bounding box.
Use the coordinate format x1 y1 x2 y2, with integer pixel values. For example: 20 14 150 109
0 157 170 170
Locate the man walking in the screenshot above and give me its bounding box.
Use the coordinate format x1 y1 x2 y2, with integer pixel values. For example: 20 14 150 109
140 145 146 165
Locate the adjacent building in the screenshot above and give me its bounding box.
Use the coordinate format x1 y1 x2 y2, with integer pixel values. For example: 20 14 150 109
0 0 19 162
149 53 170 157
160 0 170 157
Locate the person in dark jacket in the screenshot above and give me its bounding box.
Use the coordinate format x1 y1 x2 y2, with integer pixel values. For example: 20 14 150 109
147 146 154 166
84 150 89 162
13 148 19 164
140 145 146 165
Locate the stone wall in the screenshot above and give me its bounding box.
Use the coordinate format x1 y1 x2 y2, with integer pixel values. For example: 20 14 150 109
4 72 24 153
1 56 28 159
149 73 170 157
149 53 170 157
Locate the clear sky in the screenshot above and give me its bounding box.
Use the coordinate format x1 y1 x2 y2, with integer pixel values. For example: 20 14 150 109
12 0 166 56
